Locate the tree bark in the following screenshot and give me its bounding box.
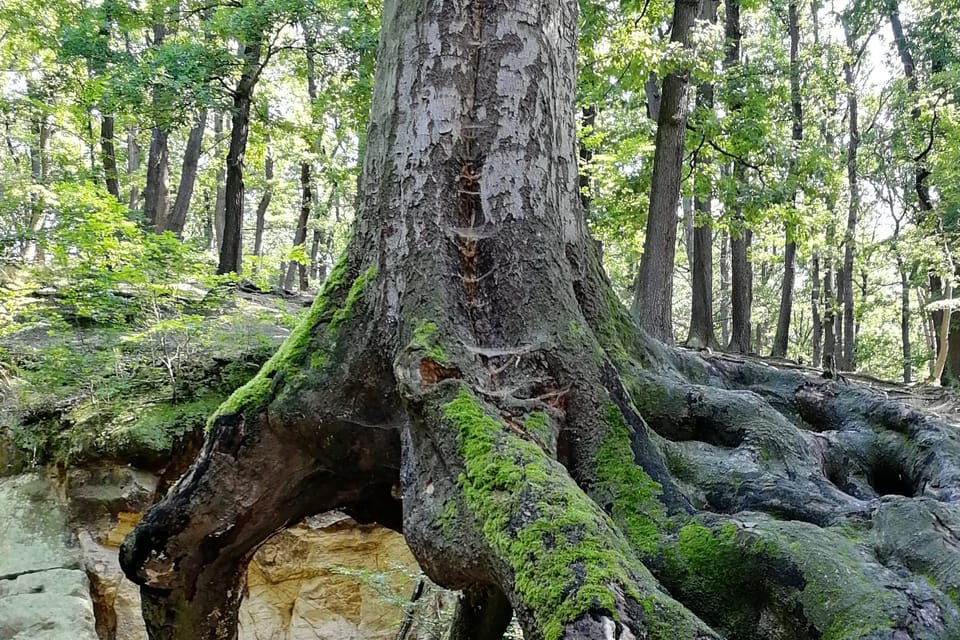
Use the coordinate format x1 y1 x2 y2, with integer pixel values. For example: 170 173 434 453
143 21 170 230
771 0 802 359
253 138 273 262
167 109 208 237
122 2 960 640
127 127 141 211
143 127 170 230
213 114 226 253
217 38 264 275
685 0 720 351
22 110 50 263
720 229 730 345
101 114 121 201
283 159 310 291
840 19 860 371
632 0 704 343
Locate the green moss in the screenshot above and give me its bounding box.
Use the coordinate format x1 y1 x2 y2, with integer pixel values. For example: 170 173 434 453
409 320 449 363
523 411 549 441
123 395 225 454
330 266 377 332
209 259 372 426
442 388 649 640
594 406 666 555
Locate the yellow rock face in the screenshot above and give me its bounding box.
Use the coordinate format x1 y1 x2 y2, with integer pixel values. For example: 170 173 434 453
238 514 421 640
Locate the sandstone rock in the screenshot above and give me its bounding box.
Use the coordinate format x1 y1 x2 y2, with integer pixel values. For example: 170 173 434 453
0 473 97 640
0 568 98 640
238 514 425 640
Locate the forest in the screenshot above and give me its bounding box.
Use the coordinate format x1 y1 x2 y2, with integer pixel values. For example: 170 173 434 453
1 0 960 638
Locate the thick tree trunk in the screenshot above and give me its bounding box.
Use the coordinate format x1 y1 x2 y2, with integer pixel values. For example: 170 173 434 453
122 2 960 640
167 109 208 237
217 39 263 275
632 0 704 343
771 0 803 359
101 114 121 201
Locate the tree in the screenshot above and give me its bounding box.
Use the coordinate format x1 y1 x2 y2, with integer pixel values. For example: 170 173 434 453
632 0 705 343
684 0 721 351
770 0 803 358
121 1 960 639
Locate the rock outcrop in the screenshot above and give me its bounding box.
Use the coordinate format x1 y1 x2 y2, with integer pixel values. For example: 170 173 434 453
0 473 98 640
0 466 439 640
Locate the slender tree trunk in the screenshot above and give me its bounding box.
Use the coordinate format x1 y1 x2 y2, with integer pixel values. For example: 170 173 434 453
723 0 752 353
771 0 803 358
127 127 141 211
101 114 121 201
213 114 226 253
812 251 822 367
218 38 264 275
253 140 273 261
22 112 50 263
167 109 208 237
283 159 310 291
143 21 170 230
632 0 704 342
899 257 912 383
840 20 860 371
685 0 720 350
720 229 730 346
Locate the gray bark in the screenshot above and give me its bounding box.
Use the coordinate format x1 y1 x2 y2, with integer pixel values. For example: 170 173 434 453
840 19 860 371
771 0 803 359
632 0 705 343
167 109 208 237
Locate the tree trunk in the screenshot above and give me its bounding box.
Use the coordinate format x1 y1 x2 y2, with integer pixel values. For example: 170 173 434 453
213 114 226 253
127 127 141 211
720 229 730 345
167 109 208 237
899 257 912 383
632 0 704 343
840 20 859 371
723 0 752 354
143 21 170 230
771 0 803 359
283 160 310 291
812 251 822 367
22 112 50 263
101 114 121 201
121 2 960 640
143 126 170 230
217 39 263 275
685 0 719 353
253 139 273 262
